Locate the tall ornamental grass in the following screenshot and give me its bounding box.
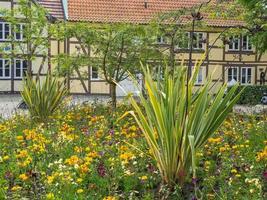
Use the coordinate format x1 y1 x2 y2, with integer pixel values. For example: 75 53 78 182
126 64 242 187
21 73 68 122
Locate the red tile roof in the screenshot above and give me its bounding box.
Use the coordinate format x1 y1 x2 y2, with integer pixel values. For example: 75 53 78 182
37 0 65 20
67 0 244 27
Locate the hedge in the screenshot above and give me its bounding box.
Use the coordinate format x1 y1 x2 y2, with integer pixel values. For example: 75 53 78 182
234 85 267 105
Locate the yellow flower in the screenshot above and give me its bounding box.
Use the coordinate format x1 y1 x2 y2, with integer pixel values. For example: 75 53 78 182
103 196 117 200
16 150 28 159
235 174 241 177
256 146 267 161
139 175 148 181
231 169 237 174
65 155 80 165
77 189 84 194
119 152 134 161
46 193 55 200
77 178 83 183
16 136 24 141
3 155 9 161
11 185 22 191
19 173 28 181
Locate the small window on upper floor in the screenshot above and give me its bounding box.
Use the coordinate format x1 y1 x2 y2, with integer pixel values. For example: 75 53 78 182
242 35 252 51
156 36 166 44
14 24 25 41
0 22 11 41
228 36 240 51
177 32 204 50
228 35 253 51
192 32 204 50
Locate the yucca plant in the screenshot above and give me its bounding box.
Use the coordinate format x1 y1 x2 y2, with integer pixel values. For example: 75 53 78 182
125 63 242 187
21 73 68 122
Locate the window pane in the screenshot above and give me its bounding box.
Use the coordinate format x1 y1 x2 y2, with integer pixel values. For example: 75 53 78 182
16 60 21 77
4 60 10 77
4 24 10 39
0 60 2 77
91 67 98 79
22 60 27 76
0 23 3 39
15 24 21 40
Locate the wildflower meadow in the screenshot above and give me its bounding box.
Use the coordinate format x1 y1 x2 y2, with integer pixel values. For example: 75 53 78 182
0 102 266 199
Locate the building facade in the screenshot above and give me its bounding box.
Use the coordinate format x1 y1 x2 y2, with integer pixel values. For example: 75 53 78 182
0 0 266 95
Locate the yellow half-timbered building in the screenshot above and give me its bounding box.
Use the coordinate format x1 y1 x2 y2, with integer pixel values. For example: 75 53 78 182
0 0 266 96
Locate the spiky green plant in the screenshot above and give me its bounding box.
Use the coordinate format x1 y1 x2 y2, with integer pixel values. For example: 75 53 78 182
21 74 68 122
125 63 242 187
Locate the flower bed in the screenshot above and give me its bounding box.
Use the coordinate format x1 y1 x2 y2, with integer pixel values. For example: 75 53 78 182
0 104 266 199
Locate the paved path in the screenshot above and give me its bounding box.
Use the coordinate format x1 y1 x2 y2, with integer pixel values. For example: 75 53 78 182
0 94 266 119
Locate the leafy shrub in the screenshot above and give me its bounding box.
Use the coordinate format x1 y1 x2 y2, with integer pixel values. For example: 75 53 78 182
235 85 267 105
21 73 68 122
126 64 242 188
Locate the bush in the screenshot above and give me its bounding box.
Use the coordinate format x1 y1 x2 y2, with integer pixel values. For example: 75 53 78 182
235 86 267 105
21 73 68 122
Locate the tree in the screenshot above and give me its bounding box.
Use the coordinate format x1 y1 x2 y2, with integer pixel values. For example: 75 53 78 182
0 0 58 79
238 0 267 53
59 23 160 108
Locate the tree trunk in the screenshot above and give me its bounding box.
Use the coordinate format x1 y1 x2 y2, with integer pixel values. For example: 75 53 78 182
110 82 117 109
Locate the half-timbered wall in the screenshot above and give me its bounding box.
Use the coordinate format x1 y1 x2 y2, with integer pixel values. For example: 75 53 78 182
0 0 267 95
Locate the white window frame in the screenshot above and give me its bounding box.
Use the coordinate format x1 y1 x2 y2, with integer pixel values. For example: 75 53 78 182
242 35 252 51
156 36 166 44
228 36 240 51
0 59 11 79
227 67 239 83
177 32 204 50
91 67 100 80
241 67 252 85
177 32 190 49
196 67 204 84
192 32 204 50
0 22 11 41
14 59 27 78
14 24 25 41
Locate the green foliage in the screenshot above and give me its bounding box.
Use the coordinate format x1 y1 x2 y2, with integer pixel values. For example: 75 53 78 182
21 73 68 122
234 85 267 105
126 63 242 187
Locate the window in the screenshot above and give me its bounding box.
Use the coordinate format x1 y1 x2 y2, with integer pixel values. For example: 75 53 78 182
241 67 252 84
229 36 240 51
0 59 11 78
192 32 204 50
156 36 166 44
15 59 27 78
14 24 25 41
196 67 204 84
228 67 238 82
242 35 252 51
0 22 10 40
177 32 190 49
91 67 99 80
177 32 204 50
